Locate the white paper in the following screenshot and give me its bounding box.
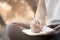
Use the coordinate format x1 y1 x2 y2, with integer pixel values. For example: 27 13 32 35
22 26 54 36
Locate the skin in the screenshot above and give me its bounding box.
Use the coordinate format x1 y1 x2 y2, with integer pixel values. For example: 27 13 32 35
30 0 46 33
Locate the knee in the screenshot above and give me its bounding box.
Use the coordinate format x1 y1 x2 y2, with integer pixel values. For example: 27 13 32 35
6 23 21 35
6 22 30 40
6 23 22 40
6 22 30 33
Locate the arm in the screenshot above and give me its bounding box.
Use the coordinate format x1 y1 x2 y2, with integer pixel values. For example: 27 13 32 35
30 0 46 33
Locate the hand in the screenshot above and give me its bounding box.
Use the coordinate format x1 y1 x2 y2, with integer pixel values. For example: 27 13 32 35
53 25 60 34
30 20 42 33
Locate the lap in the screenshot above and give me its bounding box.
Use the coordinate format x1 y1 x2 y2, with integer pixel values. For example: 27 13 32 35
47 32 60 40
6 23 46 40
6 23 60 40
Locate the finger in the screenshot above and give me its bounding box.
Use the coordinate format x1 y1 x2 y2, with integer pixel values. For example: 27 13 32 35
53 25 60 34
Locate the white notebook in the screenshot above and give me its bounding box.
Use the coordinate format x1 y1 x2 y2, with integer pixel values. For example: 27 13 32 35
22 26 54 36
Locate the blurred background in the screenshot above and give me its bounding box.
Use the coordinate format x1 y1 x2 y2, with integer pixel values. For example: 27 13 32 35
0 0 38 40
